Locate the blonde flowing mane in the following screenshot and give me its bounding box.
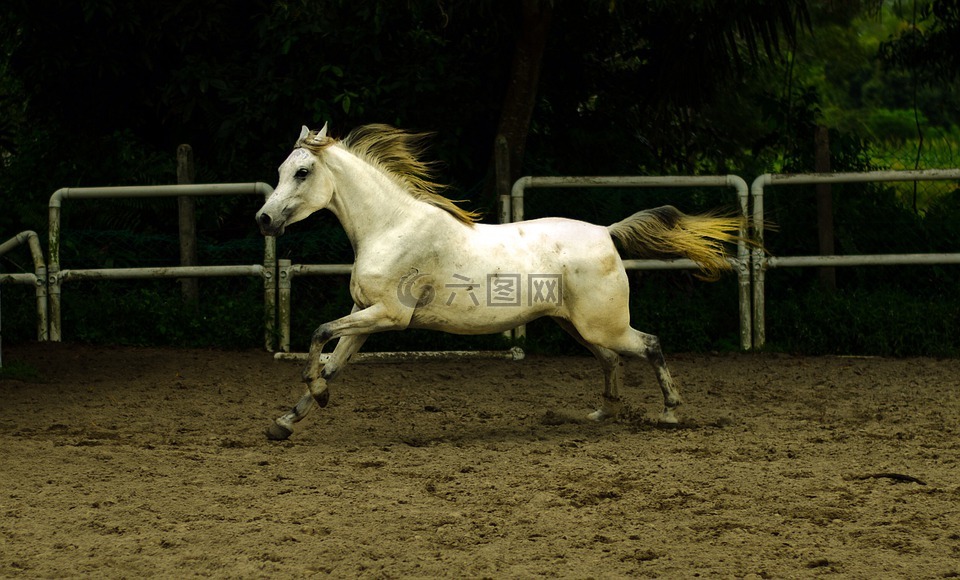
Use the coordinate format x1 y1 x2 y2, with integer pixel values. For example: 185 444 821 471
298 124 479 225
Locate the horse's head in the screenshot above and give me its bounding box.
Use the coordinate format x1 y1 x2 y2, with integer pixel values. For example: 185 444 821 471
256 124 335 236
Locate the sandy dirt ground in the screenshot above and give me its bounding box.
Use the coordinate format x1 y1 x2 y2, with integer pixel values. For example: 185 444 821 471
1 342 958 578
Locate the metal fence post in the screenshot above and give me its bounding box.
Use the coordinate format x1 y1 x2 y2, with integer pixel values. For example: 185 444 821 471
278 259 293 353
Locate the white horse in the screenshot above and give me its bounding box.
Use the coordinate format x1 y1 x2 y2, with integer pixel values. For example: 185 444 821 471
256 123 744 440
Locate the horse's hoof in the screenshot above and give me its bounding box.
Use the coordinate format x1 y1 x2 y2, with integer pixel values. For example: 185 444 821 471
587 408 609 422
265 422 293 441
313 389 330 408
660 408 680 424
587 399 622 422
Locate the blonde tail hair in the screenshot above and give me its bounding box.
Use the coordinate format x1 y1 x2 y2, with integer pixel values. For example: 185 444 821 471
607 205 744 281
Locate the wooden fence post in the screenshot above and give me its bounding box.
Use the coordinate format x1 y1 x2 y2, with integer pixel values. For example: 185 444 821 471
815 126 836 291
177 144 199 305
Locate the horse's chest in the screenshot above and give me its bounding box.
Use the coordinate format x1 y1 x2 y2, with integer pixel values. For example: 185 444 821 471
348 275 372 307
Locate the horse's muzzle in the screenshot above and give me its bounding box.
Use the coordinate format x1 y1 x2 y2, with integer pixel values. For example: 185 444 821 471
256 211 285 236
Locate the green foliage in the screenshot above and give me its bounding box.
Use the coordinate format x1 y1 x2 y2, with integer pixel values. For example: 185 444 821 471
867 126 960 211
787 0 960 156
924 186 960 248
880 0 960 83
2 1 960 356
1 0 508 238
629 275 744 352
768 285 960 357
761 182 960 356
865 108 927 140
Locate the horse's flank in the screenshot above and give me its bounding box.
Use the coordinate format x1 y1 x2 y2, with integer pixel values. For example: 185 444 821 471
298 124 480 225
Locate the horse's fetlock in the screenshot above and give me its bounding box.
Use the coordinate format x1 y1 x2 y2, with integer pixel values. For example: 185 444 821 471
301 367 317 383
660 387 682 411
266 420 293 441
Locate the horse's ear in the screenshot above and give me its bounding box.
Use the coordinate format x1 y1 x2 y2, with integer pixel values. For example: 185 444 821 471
298 125 310 141
316 122 328 141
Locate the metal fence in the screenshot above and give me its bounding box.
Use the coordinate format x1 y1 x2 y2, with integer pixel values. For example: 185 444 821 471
3 170 960 354
44 183 277 347
0 231 48 365
750 169 960 349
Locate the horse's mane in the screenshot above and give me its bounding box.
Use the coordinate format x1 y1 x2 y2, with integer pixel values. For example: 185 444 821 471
298 124 479 225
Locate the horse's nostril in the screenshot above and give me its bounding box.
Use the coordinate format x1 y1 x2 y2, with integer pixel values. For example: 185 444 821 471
258 213 272 227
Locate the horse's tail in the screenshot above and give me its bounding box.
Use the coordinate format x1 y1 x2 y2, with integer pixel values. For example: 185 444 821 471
607 205 744 281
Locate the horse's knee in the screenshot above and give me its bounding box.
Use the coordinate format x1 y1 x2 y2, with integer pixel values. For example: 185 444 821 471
301 373 330 406
312 324 334 344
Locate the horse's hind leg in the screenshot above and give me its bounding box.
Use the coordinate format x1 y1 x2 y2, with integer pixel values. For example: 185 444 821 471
571 322 682 423
553 318 625 421
618 329 682 423
266 333 369 440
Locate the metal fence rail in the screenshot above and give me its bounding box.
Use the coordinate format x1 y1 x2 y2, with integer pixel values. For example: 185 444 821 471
46 182 278 348
751 169 960 350
1 231 49 365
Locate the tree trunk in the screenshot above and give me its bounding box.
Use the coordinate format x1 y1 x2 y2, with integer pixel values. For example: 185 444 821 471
494 0 553 193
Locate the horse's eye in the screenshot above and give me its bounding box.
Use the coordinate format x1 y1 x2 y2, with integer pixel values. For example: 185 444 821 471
295 168 309 179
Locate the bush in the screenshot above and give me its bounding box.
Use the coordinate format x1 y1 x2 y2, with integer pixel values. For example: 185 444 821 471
866 108 927 141
765 279 960 357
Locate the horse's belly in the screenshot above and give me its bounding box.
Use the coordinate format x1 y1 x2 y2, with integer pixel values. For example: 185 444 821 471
408 300 557 335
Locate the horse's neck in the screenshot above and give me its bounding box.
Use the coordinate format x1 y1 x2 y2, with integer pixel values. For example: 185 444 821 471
325 147 451 252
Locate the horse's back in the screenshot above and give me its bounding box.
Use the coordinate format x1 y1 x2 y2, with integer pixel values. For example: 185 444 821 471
478 217 622 276
476 217 613 255
473 217 628 307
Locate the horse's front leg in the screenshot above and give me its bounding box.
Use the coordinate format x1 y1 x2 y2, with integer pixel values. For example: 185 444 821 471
301 302 411 399
266 333 368 441
266 302 411 440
